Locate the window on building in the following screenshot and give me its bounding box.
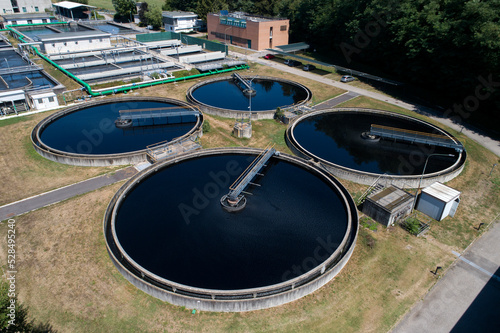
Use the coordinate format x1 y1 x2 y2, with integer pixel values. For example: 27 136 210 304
280 25 287 31
27 20 32 24
89 39 92 43
52 43 55 47
75 41 78 44
42 19 47 23
22 7 26 12
2 9 5 14
38 99 43 104
48 96 54 102
64 42 67 46
270 27 273 37
35 6 39 12
12 21 17 25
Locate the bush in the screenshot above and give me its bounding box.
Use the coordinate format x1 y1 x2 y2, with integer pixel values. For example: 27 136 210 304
360 216 378 231
275 107 284 120
202 120 210 133
174 69 201 78
405 217 421 235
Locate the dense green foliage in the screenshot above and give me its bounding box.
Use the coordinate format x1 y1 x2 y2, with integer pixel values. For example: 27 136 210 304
0 280 56 332
162 0 500 131
138 1 149 24
112 0 137 21
145 4 163 28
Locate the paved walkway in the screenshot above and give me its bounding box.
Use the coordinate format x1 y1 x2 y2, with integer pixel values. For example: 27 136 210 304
235 51 500 158
0 167 137 221
314 91 360 109
392 218 500 333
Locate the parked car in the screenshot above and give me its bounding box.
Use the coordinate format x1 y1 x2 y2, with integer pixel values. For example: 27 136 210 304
284 59 302 67
340 75 355 82
263 54 275 59
303 64 316 71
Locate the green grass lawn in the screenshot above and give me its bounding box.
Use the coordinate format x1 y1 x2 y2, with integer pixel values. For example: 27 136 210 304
0 35 499 331
89 0 166 11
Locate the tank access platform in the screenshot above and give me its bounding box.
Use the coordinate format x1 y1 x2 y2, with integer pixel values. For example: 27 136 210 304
369 124 464 152
232 72 256 97
221 144 277 211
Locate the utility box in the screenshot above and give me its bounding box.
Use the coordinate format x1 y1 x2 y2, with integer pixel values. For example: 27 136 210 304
362 185 414 227
416 182 461 221
233 121 252 138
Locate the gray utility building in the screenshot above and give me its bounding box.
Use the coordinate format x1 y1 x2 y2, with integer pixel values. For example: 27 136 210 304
53 1 96 21
416 182 461 221
362 185 414 227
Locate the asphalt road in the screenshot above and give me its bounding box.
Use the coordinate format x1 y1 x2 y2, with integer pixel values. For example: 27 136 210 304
0 167 137 221
392 218 500 333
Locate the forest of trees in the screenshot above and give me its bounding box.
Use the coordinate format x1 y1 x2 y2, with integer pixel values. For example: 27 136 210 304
158 0 500 131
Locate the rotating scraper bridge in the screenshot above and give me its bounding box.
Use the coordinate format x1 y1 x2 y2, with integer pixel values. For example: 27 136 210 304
221 145 276 211
6 22 249 98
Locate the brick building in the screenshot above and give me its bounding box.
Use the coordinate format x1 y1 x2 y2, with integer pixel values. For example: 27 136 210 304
207 12 289 51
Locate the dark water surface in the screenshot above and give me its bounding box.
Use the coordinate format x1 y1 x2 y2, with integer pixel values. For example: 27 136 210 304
40 101 197 155
292 112 458 175
114 154 349 290
191 79 308 111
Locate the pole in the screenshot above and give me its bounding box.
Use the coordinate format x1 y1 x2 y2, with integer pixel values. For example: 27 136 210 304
489 163 497 177
412 153 455 212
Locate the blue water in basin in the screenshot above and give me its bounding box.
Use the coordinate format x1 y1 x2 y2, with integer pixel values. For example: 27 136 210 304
191 78 308 111
292 112 458 175
114 153 349 290
39 101 197 155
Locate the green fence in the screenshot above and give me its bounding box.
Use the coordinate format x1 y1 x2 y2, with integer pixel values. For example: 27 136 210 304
136 32 228 55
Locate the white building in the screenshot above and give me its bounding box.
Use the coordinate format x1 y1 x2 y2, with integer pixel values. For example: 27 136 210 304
1 13 56 27
38 30 111 55
0 0 52 14
416 182 461 221
52 1 97 21
27 91 59 111
162 11 199 33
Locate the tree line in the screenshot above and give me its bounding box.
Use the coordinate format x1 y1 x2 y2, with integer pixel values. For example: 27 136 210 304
113 0 500 132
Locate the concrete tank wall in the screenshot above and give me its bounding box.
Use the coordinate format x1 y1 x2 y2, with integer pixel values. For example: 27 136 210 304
286 108 466 188
31 96 203 167
103 147 358 312
186 76 312 120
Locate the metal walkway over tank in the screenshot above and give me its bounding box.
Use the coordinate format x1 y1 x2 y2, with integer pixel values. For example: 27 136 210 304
370 124 464 152
231 72 256 96
118 106 199 121
227 145 276 202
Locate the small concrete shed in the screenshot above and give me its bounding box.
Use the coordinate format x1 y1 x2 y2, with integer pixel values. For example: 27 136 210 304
416 182 460 221
362 185 414 227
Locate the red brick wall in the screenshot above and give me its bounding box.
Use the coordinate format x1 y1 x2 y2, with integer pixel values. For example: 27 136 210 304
207 14 289 51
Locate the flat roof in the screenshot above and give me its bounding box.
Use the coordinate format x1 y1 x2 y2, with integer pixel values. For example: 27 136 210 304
38 30 111 41
422 182 461 203
162 11 197 18
275 42 309 53
368 186 413 212
211 12 287 23
53 1 96 10
2 13 54 20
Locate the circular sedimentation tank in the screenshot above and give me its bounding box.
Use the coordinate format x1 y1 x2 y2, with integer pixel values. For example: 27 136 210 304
104 148 358 312
286 108 466 187
187 76 312 119
32 97 203 166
